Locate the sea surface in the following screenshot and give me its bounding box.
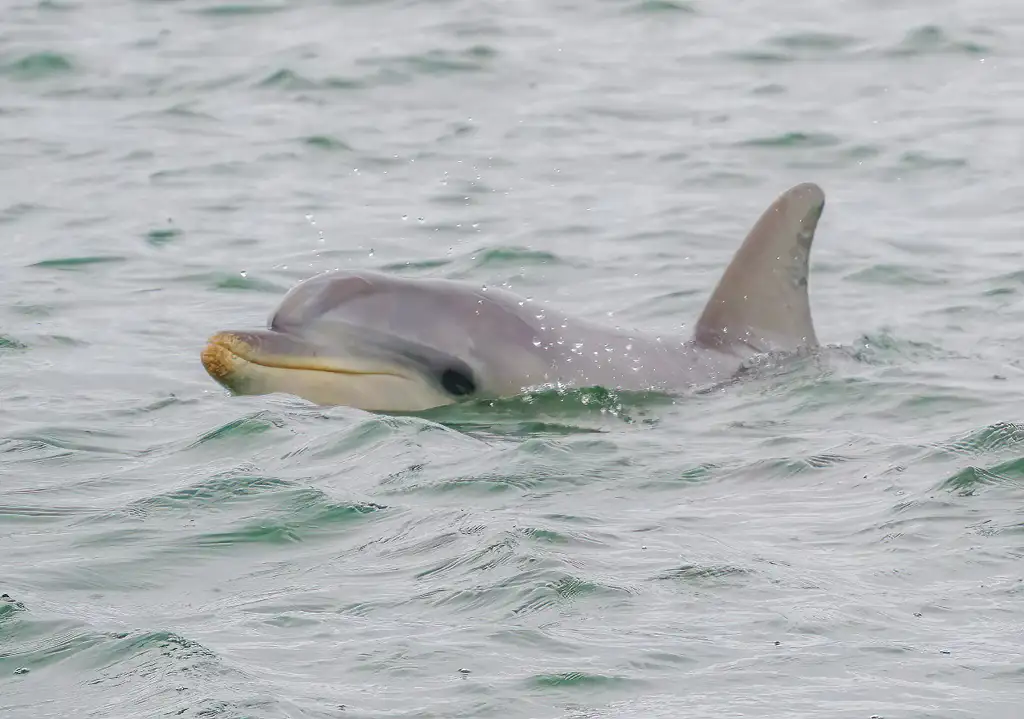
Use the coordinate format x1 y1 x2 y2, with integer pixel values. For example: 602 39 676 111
1 1 1023 717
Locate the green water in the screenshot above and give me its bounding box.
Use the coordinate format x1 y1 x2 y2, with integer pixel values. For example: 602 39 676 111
2 1 1023 717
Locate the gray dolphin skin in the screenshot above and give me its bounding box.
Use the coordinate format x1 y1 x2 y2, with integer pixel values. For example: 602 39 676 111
201 182 826 412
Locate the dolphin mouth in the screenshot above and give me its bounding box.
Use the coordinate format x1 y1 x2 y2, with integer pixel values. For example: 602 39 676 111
200 330 405 387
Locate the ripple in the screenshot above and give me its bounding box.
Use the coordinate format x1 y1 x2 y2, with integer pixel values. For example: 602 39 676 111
378 258 452 272
191 411 289 446
472 246 564 268
175 270 285 293
38 0 77 11
0 615 107 675
144 226 182 247
848 331 954 364
38 625 252 716
768 452 856 474
123 103 220 123
427 563 634 618
769 31 861 52
257 68 365 91
878 496 973 537
739 132 842 149
845 264 950 287
29 256 127 270
727 49 794 64
192 3 290 15
301 134 353 152
655 562 751 583
357 45 498 76
885 25 991 57
893 151 969 173
1 427 136 460
152 479 391 550
530 670 638 688
940 458 1024 496
0 202 48 223
0 335 28 350
935 422 1024 457
156 154 275 179
725 30 865 63
124 470 297 516
0 504 87 522
414 530 521 581
0 594 27 621
622 0 697 15
1 52 74 81
423 386 671 436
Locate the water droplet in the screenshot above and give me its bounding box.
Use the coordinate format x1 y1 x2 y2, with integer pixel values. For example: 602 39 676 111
532 339 542 347
368 248 375 257
401 214 408 221
239 270 248 278
417 217 425 223
481 284 488 292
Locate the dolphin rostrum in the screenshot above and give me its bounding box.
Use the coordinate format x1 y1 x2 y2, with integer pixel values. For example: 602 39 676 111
201 182 826 412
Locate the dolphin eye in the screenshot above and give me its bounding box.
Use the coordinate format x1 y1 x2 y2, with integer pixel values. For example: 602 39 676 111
440 368 476 397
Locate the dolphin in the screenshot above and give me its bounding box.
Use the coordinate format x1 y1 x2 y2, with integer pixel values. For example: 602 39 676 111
201 182 826 412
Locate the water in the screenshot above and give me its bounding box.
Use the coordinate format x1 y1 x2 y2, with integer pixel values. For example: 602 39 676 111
2 0 1023 717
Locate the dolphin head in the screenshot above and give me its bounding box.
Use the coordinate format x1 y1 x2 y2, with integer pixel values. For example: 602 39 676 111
200 270 555 412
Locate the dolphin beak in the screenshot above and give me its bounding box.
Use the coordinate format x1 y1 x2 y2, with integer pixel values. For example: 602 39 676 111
201 329 404 391
199 329 450 411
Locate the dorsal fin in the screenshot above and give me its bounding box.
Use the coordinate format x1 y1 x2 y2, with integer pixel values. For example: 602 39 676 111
694 182 825 353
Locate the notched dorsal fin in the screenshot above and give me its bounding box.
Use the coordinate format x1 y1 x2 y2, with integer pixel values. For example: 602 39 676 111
695 182 825 353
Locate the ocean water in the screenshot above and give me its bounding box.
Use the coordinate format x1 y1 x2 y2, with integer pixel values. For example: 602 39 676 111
2 0 1023 717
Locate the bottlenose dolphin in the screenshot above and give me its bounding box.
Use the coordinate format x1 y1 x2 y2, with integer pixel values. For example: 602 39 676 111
201 182 826 412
